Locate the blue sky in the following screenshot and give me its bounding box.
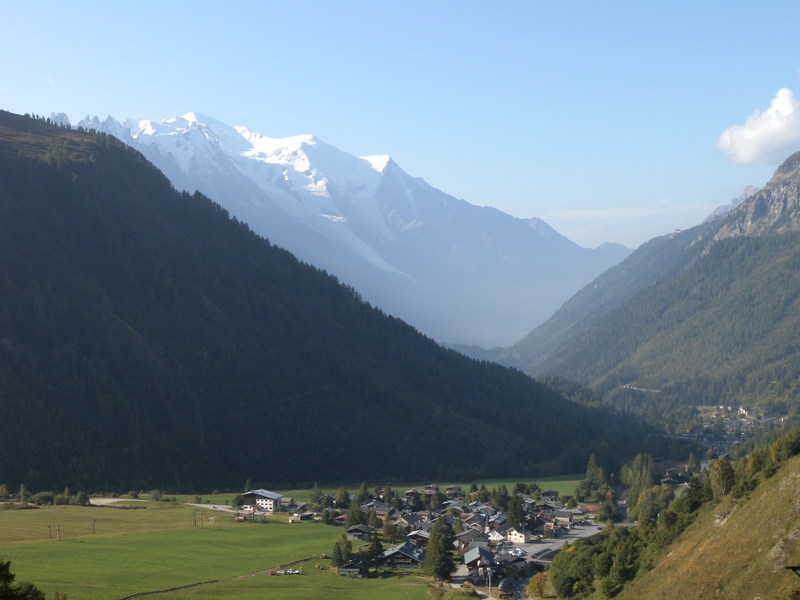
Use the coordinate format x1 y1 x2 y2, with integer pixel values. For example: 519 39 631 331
3 0 800 247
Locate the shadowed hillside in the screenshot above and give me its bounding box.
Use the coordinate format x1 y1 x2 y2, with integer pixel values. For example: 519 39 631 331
0 111 667 491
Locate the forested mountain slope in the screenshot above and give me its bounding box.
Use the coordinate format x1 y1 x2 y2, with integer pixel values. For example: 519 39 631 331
490 222 718 370
494 152 800 427
0 111 661 491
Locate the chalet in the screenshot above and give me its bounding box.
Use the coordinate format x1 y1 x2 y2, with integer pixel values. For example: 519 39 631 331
526 515 548 535
394 513 422 533
361 499 393 518
338 558 369 577
383 542 425 569
281 498 309 513
456 528 488 553
241 489 283 513
495 551 527 571
463 545 495 571
554 510 574 528
463 513 487 530
446 485 465 499
540 490 559 502
346 523 376 541
444 501 469 514
488 524 510 543
406 529 431 546
289 511 314 522
488 513 507 529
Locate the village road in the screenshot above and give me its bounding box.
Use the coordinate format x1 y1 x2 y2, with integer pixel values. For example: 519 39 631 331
514 521 604 559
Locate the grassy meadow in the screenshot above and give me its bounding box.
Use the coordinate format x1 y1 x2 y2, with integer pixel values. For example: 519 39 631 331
275 473 583 505
0 502 343 600
0 474 580 599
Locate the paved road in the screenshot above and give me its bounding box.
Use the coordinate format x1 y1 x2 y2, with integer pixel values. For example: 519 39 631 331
514 521 604 560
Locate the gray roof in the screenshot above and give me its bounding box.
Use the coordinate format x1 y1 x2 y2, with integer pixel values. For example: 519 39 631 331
383 542 425 563
464 545 494 566
243 489 282 500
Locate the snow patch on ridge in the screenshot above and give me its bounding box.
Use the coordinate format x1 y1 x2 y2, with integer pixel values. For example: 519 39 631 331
362 154 392 174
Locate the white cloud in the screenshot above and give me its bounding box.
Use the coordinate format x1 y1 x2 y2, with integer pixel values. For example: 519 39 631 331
717 88 800 164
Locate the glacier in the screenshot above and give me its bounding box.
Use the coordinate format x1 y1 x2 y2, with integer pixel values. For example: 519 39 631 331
75 111 630 347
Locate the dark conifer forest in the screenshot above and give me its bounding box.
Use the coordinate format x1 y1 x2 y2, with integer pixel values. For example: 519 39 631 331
0 111 670 491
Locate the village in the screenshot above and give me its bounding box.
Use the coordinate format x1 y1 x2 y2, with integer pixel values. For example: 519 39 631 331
235 484 602 589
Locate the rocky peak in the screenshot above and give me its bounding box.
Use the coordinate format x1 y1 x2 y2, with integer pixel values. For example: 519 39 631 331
715 151 800 240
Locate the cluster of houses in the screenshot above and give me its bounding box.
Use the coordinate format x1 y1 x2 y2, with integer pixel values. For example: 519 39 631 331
237 485 591 580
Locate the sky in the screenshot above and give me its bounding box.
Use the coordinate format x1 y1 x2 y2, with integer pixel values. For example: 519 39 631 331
3 0 800 248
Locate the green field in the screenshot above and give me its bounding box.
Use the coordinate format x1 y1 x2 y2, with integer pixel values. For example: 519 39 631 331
0 474 581 599
0 503 346 599
275 473 583 505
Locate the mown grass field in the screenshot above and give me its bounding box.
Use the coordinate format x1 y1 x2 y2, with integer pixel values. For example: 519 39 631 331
0 503 345 599
0 474 580 599
275 473 583 505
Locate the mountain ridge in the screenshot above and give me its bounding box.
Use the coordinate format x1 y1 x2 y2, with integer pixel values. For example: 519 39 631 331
72 111 630 346
0 110 663 490
493 151 800 428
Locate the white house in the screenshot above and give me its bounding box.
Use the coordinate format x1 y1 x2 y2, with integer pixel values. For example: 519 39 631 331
241 489 283 513
506 526 530 544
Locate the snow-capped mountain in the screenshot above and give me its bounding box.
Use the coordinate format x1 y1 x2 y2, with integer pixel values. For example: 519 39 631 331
75 112 630 346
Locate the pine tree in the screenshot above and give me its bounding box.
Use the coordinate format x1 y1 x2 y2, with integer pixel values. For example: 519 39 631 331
331 533 352 567
345 502 364 527
506 496 524 528
310 482 324 508
423 517 455 580
335 487 350 508
357 481 370 502
367 533 384 570
382 517 398 543
575 453 609 502
367 507 380 528
620 453 654 509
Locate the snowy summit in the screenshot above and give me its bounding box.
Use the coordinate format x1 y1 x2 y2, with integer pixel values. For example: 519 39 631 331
76 111 630 347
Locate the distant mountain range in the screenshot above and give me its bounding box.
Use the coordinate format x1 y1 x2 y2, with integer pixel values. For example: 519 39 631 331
490 154 800 428
0 110 667 490
67 112 630 347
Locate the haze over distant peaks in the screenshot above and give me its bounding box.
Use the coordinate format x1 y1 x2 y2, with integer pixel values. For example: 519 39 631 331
74 111 631 347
